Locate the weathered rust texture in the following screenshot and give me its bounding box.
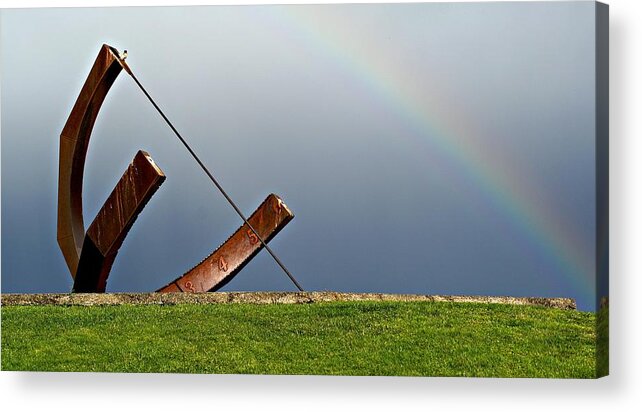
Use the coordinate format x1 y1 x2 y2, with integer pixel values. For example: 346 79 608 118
158 194 294 293
58 44 295 293
73 151 165 292
57 44 128 276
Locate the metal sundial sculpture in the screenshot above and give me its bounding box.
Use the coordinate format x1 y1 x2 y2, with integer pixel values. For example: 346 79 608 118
58 44 302 293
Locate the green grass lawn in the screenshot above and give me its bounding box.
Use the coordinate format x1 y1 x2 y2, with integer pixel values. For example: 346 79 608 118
1 301 597 377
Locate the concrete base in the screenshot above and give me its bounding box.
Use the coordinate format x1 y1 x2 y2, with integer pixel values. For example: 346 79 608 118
0 292 576 310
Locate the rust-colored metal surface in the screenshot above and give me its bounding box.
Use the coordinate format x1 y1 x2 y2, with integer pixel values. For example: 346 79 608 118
58 44 296 293
57 44 128 277
57 44 166 291
158 194 294 293
73 151 165 292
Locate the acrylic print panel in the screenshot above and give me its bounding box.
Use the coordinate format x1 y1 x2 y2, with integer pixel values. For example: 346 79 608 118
0 1 608 378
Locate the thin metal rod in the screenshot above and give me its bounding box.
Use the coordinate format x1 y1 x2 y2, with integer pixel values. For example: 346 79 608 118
125 68 304 292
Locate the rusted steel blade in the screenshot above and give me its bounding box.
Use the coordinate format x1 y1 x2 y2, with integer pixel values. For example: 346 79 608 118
157 194 294 293
57 44 128 276
73 151 165 292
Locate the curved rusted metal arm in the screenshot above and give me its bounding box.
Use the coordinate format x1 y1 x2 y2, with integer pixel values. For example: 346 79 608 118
57 44 129 276
58 44 165 294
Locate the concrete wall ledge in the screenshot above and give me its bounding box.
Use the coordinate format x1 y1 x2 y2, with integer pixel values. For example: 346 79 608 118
0 292 576 310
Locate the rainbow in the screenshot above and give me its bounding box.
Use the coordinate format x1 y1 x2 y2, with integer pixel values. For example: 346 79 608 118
260 6 595 303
